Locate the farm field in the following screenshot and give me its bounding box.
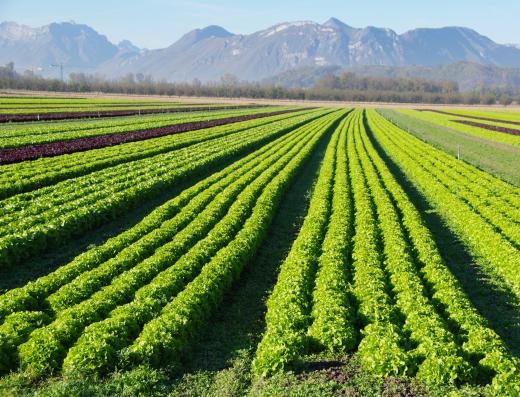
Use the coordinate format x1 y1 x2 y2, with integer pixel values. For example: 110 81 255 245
0 98 518 396
378 109 520 186
0 97 262 122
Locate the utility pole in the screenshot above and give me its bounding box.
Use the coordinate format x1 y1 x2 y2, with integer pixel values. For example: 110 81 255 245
50 63 64 81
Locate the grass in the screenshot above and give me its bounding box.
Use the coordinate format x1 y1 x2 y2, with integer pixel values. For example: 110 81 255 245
378 109 520 186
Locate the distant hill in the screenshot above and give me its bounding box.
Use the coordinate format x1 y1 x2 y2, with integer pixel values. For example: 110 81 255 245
264 62 520 92
1 19 520 89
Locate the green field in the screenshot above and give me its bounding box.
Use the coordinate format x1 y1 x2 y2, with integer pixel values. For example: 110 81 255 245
0 99 518 396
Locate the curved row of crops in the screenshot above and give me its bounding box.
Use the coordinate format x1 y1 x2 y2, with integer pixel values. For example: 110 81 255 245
253 109 519 395
0 102 517 396
0 109 330 268
0 109 347 377
367 110 520 300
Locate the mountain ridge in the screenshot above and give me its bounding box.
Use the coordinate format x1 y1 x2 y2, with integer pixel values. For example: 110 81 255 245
1 19 520 87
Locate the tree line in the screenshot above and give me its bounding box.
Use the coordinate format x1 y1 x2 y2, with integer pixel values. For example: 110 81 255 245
0 62 515 105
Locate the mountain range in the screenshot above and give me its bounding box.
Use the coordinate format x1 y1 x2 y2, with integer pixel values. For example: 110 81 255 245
1 19 520 90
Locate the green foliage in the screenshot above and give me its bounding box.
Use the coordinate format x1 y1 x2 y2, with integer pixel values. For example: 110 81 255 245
377 109 520 186
62 113 340 375
253 113 344 376
367 110 520 302
0 107 284 148
0 110 326 269
307 117 357 352
0 311 50 373
365 109 520 393
128 111 347 369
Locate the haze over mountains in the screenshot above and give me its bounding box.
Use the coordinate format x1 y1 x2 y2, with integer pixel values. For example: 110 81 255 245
1 18 520 90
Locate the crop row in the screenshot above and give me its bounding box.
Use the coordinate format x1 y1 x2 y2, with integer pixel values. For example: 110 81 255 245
398 109 520 147
0 111 324 230
0 110 330 268
378 113 520 236
386 113 519 207
61 112 342 375
0 104 265 122
253 111 344 375
0 103 197 111
46 115 327 315
359 111 520 395
253 109 518 393
0 106 284 148
0 109 319 199
416 109 520 127
0 108 303 163
0 105 219 138
354 113 471 384
0 105 188 115
0 111 330 370
345 111 411 378
367 110 520 300
451 119 520 136
0 110 346 375
122 110 344 371
0 112 328 322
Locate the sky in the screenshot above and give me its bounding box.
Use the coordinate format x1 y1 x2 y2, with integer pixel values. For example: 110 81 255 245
1 0 519 48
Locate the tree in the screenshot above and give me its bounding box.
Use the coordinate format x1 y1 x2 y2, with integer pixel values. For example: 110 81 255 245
220 73 238 86
315 74 341 90
499 94 513 106
481 93 496 105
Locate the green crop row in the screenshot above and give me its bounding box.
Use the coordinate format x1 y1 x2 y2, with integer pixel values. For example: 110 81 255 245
307 115 357 353
0 111 322 233
61 113 341 375
354 113 471 384
253 109 517 392
398 109 520 147
124 110 346 371
0 116 312 322
0 107 281 148
13 110 346 376
367 110 520 300
379 112 520 231
381 112 520 209
0 105 232 136
0 109 318 199
0 103 230 115
361 111 520 395
346 111 410 377
0 111 328 268
45 122 311 314
252 111 342 376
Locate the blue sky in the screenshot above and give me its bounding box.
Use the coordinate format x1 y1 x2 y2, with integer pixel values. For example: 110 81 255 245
1 0 519 48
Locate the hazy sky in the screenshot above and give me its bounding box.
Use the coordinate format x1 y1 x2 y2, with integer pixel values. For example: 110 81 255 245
1 0 519 48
